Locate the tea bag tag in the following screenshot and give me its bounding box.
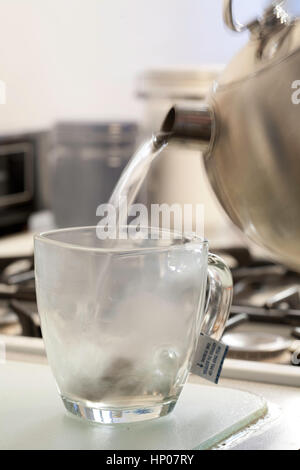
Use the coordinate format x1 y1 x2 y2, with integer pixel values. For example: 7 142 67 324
191 333 228 384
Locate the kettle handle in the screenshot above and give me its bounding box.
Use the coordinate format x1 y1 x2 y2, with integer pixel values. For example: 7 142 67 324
223 0 289 33
223 0 248 33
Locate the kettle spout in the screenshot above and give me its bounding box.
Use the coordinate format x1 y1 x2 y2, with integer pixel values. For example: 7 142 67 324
158 105 213 152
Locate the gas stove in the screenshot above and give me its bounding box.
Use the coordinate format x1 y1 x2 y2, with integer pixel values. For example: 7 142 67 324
0 255 39 337
215 247 300 367
0 245 299 385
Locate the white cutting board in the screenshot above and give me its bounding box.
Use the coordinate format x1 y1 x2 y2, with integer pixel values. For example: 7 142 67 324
0 362 267 450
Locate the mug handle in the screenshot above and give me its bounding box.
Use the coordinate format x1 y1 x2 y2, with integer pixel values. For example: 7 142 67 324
200 253 233 340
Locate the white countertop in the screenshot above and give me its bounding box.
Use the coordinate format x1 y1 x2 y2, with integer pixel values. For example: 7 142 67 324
190 375 300 450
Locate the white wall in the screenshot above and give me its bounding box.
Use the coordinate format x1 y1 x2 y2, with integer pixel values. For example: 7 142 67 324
0 0 268 132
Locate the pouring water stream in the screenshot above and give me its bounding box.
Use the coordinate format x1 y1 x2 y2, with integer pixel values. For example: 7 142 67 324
108 133 169 227
94 133 169 316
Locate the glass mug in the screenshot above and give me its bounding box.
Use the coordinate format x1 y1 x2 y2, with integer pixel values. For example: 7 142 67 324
34 227 232 424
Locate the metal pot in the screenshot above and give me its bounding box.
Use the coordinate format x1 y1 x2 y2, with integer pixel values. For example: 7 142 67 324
161 0 300 271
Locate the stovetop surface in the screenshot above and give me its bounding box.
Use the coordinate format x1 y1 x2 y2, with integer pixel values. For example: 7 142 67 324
0 238 299 371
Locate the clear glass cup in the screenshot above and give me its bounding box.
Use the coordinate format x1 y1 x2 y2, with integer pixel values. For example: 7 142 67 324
34 226 232 424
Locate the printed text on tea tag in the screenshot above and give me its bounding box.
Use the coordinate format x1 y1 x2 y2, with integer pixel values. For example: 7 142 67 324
191 333 228 384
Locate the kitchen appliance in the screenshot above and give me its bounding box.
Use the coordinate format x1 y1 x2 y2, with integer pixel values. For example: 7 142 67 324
49 122 137 228
160 0 300 272
34 226 232 424
0 132 47 234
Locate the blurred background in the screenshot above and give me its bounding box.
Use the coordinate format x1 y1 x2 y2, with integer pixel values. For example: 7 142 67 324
0 0 270 241
0 0 261 130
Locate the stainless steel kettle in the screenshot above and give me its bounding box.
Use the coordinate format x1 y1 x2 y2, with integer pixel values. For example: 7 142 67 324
161 0 300 271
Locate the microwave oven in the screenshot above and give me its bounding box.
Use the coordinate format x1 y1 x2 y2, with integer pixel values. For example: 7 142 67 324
0 131 47 234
